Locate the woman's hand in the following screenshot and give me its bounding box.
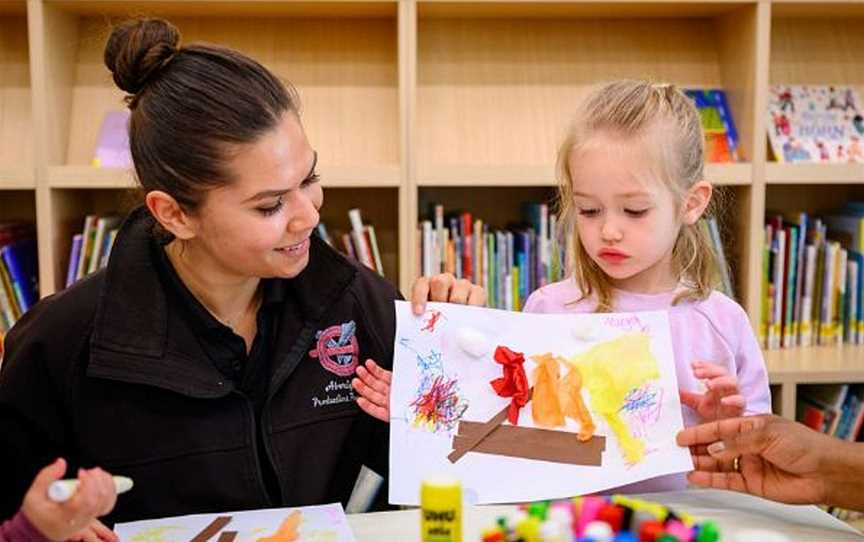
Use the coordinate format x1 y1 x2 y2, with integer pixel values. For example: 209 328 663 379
677 415 838 507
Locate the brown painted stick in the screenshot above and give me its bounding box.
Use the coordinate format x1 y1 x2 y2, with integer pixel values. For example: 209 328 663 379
448 388 533 463
189 516 232 542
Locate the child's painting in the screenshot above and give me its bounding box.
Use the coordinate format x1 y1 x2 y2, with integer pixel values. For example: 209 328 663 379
113 503 355 542
389 301 693 505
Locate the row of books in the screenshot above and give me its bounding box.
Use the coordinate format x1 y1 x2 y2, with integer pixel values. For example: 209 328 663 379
799 384 864 442
417 203 567 311
66 215 121 288
761 206 864 350
315 208 384 276
0 222 39 338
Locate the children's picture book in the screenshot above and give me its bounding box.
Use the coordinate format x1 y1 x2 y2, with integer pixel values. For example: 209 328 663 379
113 503 355 542
389 301 693 505
685 89 741 162
767 85 864 163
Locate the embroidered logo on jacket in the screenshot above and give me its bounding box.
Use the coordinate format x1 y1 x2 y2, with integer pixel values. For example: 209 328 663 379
309 320 359 376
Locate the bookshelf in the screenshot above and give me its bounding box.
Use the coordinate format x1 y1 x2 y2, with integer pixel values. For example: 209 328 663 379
6 0 862 421
0 3 32 190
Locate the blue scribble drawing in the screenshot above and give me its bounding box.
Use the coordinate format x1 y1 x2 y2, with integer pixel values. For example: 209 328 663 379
398 337 444 373
619 383 663 439
398 337 468 434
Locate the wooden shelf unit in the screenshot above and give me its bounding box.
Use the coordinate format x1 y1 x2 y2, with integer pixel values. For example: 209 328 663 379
5 0 863 418
0 7 32 181
767 346 864 420
27 0 405 293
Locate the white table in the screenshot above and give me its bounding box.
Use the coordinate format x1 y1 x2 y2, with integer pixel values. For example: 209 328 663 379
348 489 864 541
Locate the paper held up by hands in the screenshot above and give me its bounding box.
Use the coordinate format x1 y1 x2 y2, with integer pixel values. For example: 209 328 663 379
389 301 693 505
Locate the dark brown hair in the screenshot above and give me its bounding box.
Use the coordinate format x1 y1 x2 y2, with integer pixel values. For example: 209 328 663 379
104 18 299 210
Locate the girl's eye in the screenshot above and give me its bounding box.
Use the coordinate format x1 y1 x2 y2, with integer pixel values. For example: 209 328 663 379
625 208 649 217
578 208 600 217
258 197 284 216
301 173 321 188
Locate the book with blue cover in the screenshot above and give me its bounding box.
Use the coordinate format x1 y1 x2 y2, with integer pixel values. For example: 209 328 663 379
685 89 741 162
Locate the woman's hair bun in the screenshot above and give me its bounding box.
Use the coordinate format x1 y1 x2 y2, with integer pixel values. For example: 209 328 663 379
104 18 180 95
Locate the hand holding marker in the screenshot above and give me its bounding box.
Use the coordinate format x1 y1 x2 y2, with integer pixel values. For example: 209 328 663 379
19 459 124 542
48 476 134 502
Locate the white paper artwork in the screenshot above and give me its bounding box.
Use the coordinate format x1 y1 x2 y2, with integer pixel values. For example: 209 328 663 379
113 503 354 542
389 301 693 505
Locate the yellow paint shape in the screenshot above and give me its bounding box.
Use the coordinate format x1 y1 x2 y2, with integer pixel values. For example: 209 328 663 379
567 333 659 464
131 526 180 542
256 511 302 542
306 530 341 540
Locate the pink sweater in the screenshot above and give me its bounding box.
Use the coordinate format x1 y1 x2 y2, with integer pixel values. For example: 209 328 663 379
523 280 772 492
0 512 50 542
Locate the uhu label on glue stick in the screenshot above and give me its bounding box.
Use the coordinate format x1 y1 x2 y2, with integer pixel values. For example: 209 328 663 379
421 477 462 542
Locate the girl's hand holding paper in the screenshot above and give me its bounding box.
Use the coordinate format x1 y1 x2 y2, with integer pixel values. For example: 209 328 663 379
355 273 488 422
354 359 392 422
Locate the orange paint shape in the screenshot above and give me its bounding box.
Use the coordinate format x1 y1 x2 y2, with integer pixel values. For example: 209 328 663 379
530 353 565 427
255 511 302 542
559 365 595 442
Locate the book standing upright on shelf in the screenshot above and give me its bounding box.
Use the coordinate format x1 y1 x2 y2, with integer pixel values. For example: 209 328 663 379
767 85 864 164
92 111 133 169
66 215 121 287
315 209 386 278
685 89 741 162
0 222 38 338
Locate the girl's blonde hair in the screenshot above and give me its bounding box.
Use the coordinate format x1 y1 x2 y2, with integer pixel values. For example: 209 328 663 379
557 80 721 312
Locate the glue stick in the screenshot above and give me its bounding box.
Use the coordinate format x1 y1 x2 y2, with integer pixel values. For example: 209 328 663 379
421 477 462 542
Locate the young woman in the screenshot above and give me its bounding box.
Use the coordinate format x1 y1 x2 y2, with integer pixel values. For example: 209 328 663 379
0 17 483 527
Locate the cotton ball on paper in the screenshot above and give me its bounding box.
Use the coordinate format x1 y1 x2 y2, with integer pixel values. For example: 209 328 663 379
571 322 602 342
456 327 489 358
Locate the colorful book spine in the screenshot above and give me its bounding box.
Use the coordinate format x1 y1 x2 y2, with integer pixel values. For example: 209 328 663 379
770 228 785 350
0 262 17 332
315 224 332 246
783 226 798 348
348 208 374 271
75 215 97 281
760 226 771 347
800 244 817 347
835 247 848 346
846 258 859 344
365 225 384 276
820 242 836 345
1 241 37 313
66 234 83 288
